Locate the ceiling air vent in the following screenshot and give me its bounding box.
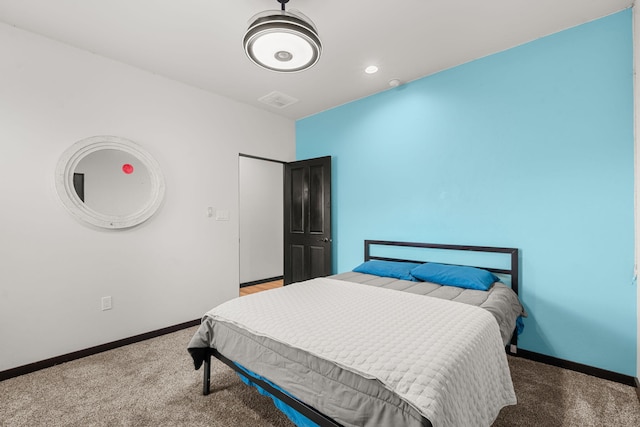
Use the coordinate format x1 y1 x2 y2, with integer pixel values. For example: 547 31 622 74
258 91 299 109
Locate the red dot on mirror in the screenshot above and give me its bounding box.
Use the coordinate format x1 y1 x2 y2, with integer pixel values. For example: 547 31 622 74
122 163 134 174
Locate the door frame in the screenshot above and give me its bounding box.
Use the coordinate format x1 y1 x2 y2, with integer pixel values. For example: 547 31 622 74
238 153 286 287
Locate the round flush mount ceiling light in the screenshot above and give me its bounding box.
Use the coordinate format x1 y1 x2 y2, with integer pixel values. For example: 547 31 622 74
243 0 322 73
364 65 378 74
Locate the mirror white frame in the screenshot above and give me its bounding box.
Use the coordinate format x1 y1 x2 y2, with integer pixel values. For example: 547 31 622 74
55 135 165 229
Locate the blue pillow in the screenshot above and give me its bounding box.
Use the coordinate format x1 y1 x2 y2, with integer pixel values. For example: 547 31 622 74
410 263 500 291
353 260 422 281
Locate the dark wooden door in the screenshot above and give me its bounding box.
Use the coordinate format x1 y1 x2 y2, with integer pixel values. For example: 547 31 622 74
73 173 85 202
283 156 332 285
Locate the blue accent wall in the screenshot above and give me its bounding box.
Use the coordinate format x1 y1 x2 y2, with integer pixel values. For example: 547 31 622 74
296 10 635 376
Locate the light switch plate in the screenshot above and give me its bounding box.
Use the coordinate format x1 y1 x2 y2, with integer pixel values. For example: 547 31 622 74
215 209 229 221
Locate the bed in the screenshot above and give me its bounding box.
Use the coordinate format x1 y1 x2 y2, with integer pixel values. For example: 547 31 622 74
188 240 525 427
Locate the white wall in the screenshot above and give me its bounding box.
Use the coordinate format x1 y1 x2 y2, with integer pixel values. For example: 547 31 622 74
239 157 284 284
0 23 295 372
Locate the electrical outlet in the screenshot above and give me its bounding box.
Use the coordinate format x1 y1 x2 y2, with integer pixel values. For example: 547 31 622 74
101 296 112 311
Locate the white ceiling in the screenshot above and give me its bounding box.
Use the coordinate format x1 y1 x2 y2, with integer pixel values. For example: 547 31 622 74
0 0 633 120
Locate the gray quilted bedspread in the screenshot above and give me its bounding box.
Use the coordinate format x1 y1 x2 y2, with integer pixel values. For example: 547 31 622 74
189 278 517 427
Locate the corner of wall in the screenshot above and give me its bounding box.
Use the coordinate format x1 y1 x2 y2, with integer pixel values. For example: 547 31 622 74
633 2 640 381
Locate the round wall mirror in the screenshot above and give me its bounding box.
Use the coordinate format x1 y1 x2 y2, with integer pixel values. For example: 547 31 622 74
55 135 165 229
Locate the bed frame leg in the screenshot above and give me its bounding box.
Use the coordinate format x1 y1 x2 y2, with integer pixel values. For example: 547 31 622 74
203 349 211 395
508 331 518 355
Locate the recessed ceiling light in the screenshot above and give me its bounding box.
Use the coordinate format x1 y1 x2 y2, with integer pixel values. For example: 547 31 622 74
364 65 378 74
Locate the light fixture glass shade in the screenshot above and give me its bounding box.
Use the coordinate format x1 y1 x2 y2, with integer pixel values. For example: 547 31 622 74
243 10 321 73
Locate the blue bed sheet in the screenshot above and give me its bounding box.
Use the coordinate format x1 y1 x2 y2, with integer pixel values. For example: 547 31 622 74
234 362 319 427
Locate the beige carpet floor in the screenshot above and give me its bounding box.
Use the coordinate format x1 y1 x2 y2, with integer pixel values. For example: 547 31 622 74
1 326 638 426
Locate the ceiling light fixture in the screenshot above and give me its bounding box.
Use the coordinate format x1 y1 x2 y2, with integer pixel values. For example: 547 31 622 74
365 65 378 74
243 0 322 73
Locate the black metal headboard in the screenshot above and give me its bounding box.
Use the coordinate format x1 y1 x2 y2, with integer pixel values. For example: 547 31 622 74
364 240 520 295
